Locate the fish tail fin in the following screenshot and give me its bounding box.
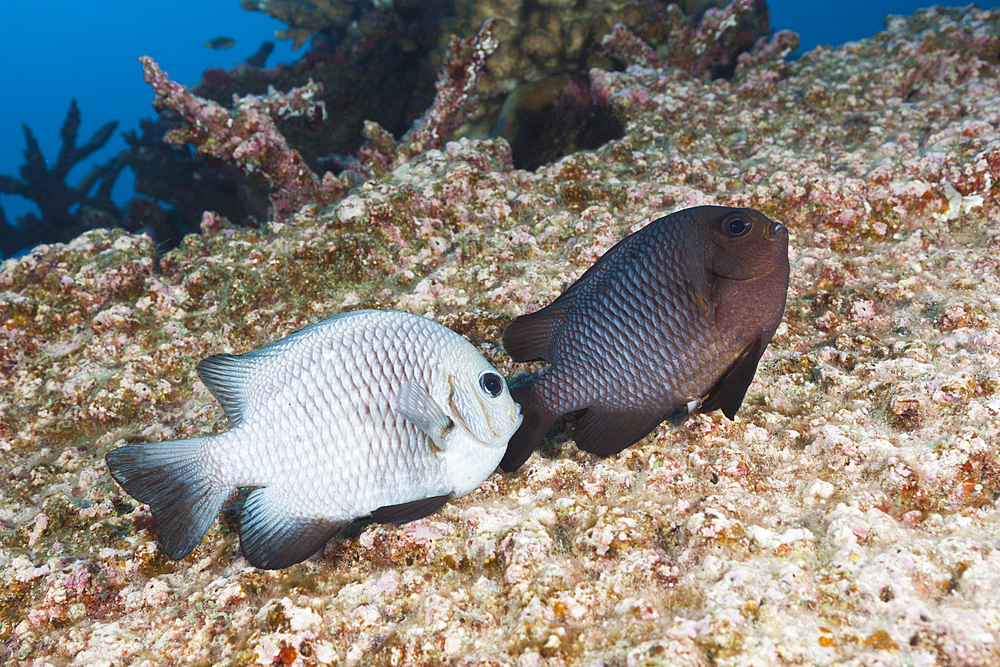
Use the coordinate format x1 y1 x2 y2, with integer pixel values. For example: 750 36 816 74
499 381 556 472
105 437 228 560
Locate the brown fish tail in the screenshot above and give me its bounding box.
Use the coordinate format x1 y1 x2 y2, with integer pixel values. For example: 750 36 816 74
499 381 556 472
105 437 228 560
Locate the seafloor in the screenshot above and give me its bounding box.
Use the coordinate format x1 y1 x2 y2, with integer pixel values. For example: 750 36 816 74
2 6 1000 666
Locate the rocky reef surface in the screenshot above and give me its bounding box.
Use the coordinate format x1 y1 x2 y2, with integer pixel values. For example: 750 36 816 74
2 5 1000 666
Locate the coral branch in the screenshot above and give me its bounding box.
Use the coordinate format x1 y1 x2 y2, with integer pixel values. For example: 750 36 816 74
139 55 348 221
600 23 666 70
55 100 119 182
0 100 124 257
736 30 802 72
399 18 498 160
357 18 499 178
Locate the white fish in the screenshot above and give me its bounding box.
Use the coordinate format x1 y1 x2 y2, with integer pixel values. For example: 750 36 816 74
105 310 522 569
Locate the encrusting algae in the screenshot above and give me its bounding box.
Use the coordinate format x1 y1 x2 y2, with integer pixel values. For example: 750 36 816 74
1 4 1000 666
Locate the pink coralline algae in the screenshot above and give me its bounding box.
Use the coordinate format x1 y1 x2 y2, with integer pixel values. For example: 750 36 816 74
659 0 772 78
3 5 1000 667
599 23 666 70
356 19 500 179
140 55 348 221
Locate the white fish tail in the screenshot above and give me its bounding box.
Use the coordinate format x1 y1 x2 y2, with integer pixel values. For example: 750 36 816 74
105 437 228 560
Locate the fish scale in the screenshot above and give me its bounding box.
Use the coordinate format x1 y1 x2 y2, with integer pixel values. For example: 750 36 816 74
107 310 522 569
500 206 789 471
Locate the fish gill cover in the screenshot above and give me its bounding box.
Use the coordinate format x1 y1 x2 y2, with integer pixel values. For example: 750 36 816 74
0 3 1000 666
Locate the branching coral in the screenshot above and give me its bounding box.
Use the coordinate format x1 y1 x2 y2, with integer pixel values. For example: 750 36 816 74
355 19 500 179
602 11 798 76
140 56 349 221
599 23 666 70
138 18 497 222
0 100 126 257
659 0 771 78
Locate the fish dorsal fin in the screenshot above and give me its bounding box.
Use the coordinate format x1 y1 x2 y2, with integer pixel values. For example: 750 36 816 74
501 299 572 362
370 493 454 524
503 218 679 362
392 381 453 452
196 353 258 427
696 336 765 419
574 406 669 458
195 311 377 428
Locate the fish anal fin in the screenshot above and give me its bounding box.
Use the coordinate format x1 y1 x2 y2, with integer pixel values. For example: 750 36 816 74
697 337 765 419
574 406 668 458
370 493 454 525
239 488 349 569
501 301 570 362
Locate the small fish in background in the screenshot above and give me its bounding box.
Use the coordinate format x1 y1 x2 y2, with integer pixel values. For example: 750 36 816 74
106 310 522 569
500 206 790 472
205 37 236 50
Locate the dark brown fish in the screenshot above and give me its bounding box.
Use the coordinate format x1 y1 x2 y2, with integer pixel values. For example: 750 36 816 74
500 206 789 471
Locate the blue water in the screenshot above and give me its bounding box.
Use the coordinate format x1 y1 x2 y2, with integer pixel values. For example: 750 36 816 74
1 1 996 227
0 1 295 224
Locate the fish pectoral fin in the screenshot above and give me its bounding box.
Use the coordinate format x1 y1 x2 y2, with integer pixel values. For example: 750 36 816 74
697 336 765 419
370 493 454 524
392 381 453 452
239 488 350 569
574 406 669 458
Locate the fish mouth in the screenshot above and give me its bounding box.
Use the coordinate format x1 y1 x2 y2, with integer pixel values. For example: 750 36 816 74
766 220 787 240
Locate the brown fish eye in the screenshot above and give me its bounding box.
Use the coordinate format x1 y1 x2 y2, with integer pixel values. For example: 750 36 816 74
722 214 752 238
479 372 504 398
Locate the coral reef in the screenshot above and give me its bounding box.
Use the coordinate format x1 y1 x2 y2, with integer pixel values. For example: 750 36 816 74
456 0 772 169
0 100 126 259
191 1 451 167
233 0 775 171
241 0 371 49
140 56 347 221
2 5 1000 666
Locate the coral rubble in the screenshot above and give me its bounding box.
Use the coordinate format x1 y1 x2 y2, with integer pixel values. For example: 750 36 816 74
2 5 1000 666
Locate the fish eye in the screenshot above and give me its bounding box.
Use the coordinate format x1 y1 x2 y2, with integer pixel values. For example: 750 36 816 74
479 371 504 398
722 213 752 238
